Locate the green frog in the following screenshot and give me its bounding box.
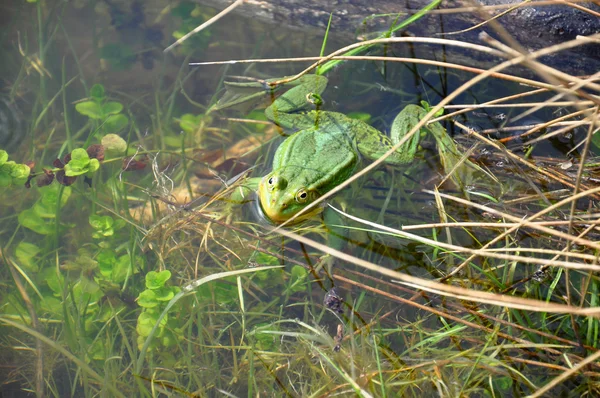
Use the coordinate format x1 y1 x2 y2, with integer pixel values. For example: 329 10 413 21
220 74 476 224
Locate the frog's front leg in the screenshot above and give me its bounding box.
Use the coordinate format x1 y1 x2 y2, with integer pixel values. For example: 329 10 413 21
396 104 482 188
229 177 261 204
264 75 328 130
359 104 480 188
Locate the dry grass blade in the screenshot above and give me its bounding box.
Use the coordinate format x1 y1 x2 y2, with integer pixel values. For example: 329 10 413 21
192 55 560 90
426 188 600 250
274 227 600 316
499 107 594 143
164 0 245 52
402 219 600 231
528 349 600 398
425 0 594 15
440 0 533 36
329 204 600 269
508 71 600 125
454 120 600 196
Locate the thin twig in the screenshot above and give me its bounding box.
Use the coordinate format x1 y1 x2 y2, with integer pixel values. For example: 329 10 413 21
164 0 245 53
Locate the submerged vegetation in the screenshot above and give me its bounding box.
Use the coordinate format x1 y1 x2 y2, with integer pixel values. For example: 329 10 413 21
0 0 599 396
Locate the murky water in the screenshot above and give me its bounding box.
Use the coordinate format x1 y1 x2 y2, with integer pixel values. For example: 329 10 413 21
0 1 596 397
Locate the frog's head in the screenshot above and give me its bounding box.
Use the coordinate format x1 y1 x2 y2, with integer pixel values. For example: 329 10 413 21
258 171 321 223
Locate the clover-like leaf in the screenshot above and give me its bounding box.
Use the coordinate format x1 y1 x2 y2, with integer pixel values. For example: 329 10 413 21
137 289 159 308
89 215 114 238
90 84 105 102
87 158 100 175
18 208 53 235
97 250 117 278
10 163 31 185
288 265 308 293
64 148 91 177
146 270 171 290
104 114 129 133
110 255 131 283
15 241 41 272
76 101 104 119
154 286 175 302
102 101 123 115
0 162 13 187
101 134 127 157
0 150 7 166
136 312 156 336
179 113 203 134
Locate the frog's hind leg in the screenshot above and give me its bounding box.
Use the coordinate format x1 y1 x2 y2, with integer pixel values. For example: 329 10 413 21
355 118 420 166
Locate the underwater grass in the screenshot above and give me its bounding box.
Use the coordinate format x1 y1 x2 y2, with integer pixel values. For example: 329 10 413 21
1 0 600 396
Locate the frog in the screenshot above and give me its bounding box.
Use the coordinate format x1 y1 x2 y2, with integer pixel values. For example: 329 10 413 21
219 74 477 224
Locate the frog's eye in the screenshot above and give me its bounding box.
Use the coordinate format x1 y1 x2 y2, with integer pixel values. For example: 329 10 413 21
267 176 277 189
295 189 309 203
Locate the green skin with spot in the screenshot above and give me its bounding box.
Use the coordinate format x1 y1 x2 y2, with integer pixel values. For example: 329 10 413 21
227 74 471 223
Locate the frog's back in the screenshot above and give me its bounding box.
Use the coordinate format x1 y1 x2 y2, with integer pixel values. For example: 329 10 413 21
272 118 359 194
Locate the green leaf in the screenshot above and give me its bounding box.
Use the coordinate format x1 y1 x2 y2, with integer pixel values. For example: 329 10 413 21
254 252 279 266
88 339 106 361
97 250 117 277
43 184 71 208
146 270 171 290
137 289 159 308
136 312 156 336
71 148 90 161
40 267 64 296
64 148 91 176
89 215 114 230
101 134 127 157
39 296 61 315
15 241 41 272
89 215 114 238
90 84 105 102
102 101 123 115
153 286 175 302
10 163 31 180
0 150 7 166
76 101 104 119
88 158 100 174
18 208 53 235
72 277 102 304
0 161 30 187
112 255 131 283
0 171 11 187
0 161 15 187
179 114 203 134
288 265 308 293
34 185 72 218
104 114 128 133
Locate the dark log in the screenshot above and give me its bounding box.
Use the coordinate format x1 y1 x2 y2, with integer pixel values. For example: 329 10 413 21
197 0 600 76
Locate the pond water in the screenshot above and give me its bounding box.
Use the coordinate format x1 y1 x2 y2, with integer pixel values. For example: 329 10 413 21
0 1 598 397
